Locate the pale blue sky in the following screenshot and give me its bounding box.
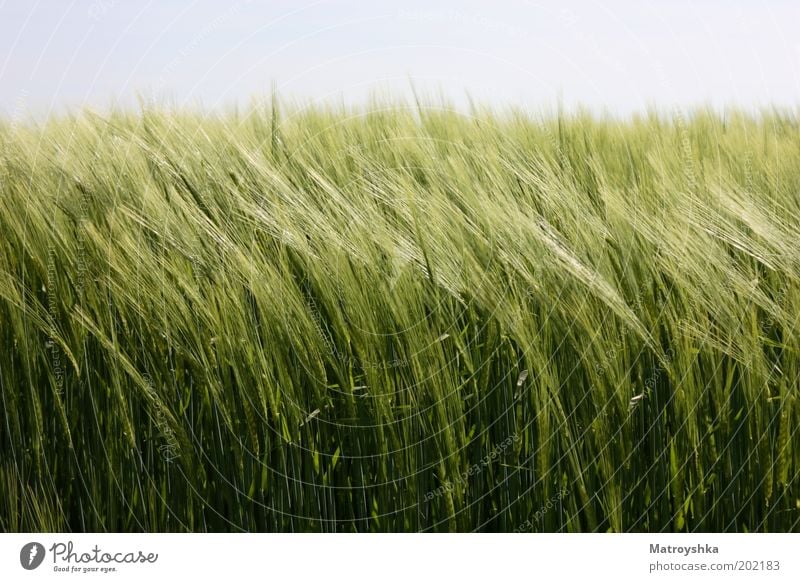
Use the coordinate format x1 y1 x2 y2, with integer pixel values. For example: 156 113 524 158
1 0 799 116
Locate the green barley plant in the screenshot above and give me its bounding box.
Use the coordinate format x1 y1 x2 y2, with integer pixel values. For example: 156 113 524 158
0 99 798 532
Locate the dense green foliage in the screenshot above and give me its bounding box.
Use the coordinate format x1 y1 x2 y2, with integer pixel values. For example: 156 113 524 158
0 102 798 532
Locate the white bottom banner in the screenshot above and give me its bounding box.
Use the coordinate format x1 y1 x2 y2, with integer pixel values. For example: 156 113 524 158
1 534 797 581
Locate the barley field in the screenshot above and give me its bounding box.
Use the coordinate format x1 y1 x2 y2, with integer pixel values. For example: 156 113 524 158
0 101 798 532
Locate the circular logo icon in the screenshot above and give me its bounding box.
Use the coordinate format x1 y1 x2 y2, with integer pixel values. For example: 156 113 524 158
20 542 46 570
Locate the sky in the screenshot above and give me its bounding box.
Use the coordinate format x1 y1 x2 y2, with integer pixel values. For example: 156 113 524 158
1 0 799 117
